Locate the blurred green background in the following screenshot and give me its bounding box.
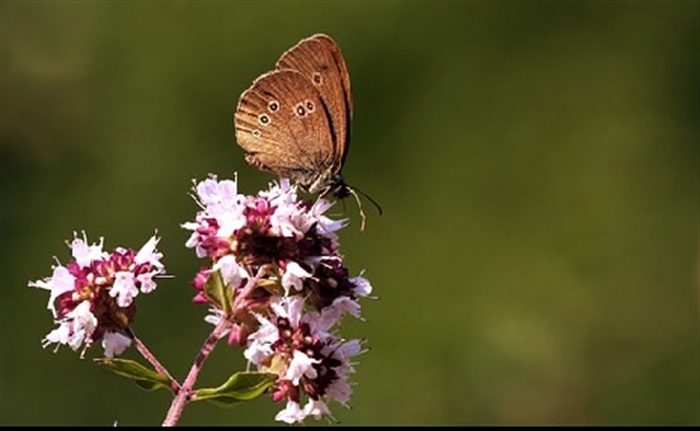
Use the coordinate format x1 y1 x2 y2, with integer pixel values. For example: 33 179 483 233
1 0 698 426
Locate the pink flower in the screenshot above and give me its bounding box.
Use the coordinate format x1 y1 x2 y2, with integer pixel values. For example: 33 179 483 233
183 174 373 423
30 232 166 357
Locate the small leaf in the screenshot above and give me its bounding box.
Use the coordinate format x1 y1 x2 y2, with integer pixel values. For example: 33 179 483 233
201 396 245 408
204 269 233 316
257 278 283 296
263 354 287 376
95 358 174 392
193 372 277 407
257 278 279 289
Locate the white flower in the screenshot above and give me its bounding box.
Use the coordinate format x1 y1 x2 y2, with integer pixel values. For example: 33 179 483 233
321 339 363 406
203 307 222 326
196 177 236 207
310 199 347 239
136 271 159 294
213 255 248 288
110 271 138 307
213 208 247 239
281 261 312 295
302 310 334 341
244 315 277 365
29 266 75 317
303 398 332 421
43 323 72 350
264 180 310 237
275 400 306 424
182 222 201 244
334 339 363 359
284 350 319 386
269 203 306 238
270 296 305 329
245 296 306 365
182 216 215 258
329 296 362 320
350 275 372 297
326 377 353 407
189 176 249 240
305 297 361 337
43 301 97 352
102 331 132 358
71 232 106 268
198 178 247 237
135 235 164 270
261 178 295 203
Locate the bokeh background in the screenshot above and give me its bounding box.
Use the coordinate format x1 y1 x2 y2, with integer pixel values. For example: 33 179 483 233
1 0 698 426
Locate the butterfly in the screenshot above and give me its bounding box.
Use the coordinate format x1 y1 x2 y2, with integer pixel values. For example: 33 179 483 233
233 33 380 230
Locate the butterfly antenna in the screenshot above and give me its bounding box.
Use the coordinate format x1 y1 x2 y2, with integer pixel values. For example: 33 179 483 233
347 187 367 232
350 185 383 216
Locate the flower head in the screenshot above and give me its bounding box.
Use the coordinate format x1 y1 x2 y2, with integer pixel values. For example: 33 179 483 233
29 232 166 358
183 174 372 423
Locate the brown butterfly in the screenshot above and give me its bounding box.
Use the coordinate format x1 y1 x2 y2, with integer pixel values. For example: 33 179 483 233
233 33 380 230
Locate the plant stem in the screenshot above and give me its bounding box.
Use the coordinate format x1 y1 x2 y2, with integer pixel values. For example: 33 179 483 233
128 328 181 393
161 317 229 427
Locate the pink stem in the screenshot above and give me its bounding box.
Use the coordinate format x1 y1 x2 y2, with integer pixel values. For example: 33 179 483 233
161 317 229 427
129 329 181 393
161 268 264 426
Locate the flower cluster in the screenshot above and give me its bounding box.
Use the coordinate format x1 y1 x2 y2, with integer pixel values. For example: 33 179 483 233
29 233 165 358
183 175 372 424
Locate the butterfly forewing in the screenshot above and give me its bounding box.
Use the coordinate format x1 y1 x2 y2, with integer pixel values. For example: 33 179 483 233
275 34 352 172
234 69 336 188
312 34 353 120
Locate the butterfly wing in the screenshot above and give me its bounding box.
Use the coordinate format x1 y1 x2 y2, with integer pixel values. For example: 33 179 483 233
234 69 336 189
276 33 352 172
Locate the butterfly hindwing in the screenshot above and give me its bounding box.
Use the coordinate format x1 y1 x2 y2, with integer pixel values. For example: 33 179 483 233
234 69 336 188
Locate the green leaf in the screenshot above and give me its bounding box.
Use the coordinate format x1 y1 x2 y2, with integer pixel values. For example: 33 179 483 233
257 278 283 296
193 372 277 407
94 358 174 392
204 269 233 317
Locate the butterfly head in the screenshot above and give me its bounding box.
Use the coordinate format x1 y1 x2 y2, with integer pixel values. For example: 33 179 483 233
307 173 381 232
